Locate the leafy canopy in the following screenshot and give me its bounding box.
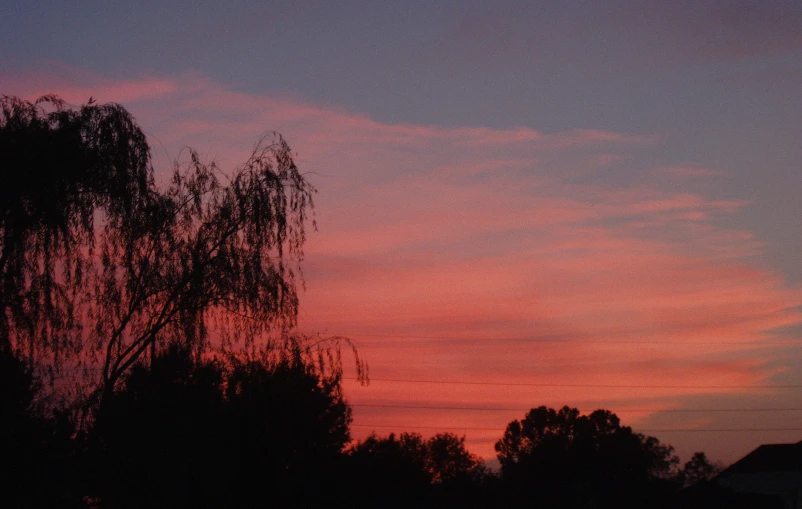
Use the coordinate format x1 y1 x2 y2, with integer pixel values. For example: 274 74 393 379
0 95 331 400
91 343 353 508
496 405 680 509
1 95 152 358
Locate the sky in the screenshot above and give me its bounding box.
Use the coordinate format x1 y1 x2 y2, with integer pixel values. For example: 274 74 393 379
2 0 802 466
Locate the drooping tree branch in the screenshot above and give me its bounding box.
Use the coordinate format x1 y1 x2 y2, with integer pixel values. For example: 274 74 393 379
2 97 352 406
0 95 153 361
87 135 318 396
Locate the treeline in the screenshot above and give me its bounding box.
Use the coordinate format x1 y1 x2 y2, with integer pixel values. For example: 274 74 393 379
3 344 727 509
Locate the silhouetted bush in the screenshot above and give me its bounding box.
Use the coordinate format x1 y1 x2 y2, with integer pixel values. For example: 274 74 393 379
1 347 83 508
86 344 352 508
342 431 493 508
496 405 681 509
224 351 352 507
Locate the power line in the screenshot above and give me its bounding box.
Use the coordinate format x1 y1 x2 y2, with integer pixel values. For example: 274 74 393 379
323 331 801 347
345 377 802 390
351 424 503 432
351 424 802 433
641 429 802 433
351 403 802 413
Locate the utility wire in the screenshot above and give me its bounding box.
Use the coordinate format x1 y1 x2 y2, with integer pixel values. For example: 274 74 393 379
351 424 802 433
351 403 802 413
320 331 801 347
344 377 802 390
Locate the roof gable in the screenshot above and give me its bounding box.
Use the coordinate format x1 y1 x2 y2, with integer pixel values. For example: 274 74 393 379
721 441 802 475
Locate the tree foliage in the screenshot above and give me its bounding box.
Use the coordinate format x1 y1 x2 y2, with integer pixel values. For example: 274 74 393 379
426 433 488 485
0 95 152 360
1 346 82 508
345 432 490 508
496 405 680 509
90 133 316 396
89 343 352 508
680 451 723 488
0 95 329 401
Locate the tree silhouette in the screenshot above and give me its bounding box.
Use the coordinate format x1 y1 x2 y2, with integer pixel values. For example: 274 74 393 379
0 95 152 360
1 345 45 508
344 432 491 508
88 343 353 508
89 131 316 400
496 405 680 509
2 94 374 507
679 451 723 488
425 433 487 485
224 346 353 506
1 95 319 404
0 346 83 508
425 433 493 509
87 343 228 507
346 432 432 507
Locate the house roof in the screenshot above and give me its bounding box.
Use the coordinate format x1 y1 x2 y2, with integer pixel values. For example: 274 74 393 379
720 440 802 475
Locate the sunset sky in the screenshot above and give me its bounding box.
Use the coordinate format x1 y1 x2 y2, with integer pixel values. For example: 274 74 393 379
3 1 801 466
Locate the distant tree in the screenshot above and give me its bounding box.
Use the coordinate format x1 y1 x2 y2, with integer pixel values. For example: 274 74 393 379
425 433 493 509
347 432 432 507
680 452 723 488
496 405 680 509
345 432 490 508
0 95 330 405
425 433 487 484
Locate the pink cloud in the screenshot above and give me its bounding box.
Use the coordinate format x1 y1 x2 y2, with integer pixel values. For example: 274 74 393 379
1 64 177 105
5 68 801 463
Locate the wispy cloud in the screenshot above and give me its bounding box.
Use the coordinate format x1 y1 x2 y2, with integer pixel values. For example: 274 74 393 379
1 63 178 105
5 69 801 462
653 166 725 178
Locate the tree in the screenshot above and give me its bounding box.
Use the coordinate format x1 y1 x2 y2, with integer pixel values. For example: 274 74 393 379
1 95 322 403
88 342 353 508
88 343 229 508
496 405 680 509
347 432 432 507
224 345 353 506
0 95 152 360
680 452 723 488
425 433 487 485
90 130 316 400
1 345 83 508
1 345 46 508
344 432 490 508
425 433 492 509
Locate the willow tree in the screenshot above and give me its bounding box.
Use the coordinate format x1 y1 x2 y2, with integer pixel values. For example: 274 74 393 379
0 94 152 360
0 95 347 402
